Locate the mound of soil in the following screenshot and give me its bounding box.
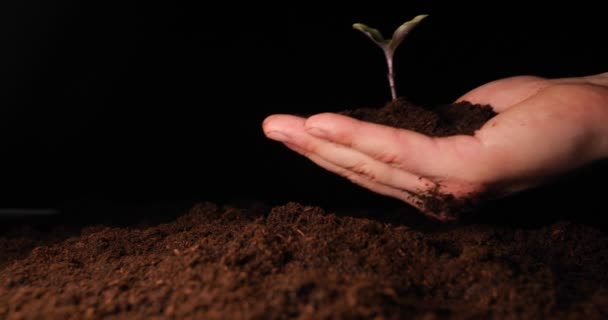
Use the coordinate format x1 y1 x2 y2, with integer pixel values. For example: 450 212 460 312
342 97 496 137
1 99 607 319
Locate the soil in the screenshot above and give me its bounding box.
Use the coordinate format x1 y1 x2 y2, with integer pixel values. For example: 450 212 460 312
1 98 608 319
341 97 497 137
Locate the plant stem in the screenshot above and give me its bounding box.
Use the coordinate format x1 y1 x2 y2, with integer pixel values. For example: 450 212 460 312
385 51 396 100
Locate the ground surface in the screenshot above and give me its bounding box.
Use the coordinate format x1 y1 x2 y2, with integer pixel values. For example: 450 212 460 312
1 200 607 319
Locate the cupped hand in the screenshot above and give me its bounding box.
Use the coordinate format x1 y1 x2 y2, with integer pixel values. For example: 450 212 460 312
262 73 608 221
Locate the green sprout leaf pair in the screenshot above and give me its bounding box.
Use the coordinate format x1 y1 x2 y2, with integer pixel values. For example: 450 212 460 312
353 14 428 100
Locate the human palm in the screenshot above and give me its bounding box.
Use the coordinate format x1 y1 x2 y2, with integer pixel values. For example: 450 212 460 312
263 73 608 220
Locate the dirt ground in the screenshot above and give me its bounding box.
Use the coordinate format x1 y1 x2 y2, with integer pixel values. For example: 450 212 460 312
1 196 608 319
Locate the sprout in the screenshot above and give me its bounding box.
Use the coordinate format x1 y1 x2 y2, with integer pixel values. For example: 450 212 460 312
353 14 428 100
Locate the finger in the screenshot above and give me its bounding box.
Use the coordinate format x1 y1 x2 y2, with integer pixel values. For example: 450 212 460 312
264 114 460 220
282 142 425 212
304 113 485 178
264 114 433 193
263 114 305 141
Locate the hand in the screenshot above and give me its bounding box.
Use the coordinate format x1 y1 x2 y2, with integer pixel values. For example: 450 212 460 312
262 73 608 221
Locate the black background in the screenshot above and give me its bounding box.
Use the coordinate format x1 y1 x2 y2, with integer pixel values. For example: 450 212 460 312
1 2 607 209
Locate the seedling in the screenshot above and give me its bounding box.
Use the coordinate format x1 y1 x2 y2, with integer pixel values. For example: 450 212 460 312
353 14 428 100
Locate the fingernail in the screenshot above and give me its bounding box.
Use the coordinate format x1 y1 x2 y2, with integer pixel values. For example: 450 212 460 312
306 126 328 138
265 130 290 142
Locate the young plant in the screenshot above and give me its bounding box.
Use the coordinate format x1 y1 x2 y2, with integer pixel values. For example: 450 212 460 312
353 14 428 100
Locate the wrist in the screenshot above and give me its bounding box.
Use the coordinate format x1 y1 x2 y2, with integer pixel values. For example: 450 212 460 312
600 123 608 160
592 90 608 159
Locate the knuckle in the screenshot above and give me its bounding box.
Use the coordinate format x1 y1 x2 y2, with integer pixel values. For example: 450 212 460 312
344 172 360 184
374 151 401 166
347 162 379 182
343 171 365 186
300 140 319 155
418 176 437 191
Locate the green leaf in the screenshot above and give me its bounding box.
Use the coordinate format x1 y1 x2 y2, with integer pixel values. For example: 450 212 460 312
352 14 429 100
352 23 388 48
388 14 428 54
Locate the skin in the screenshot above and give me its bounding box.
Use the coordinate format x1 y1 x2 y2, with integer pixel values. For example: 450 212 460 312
262 72 608 220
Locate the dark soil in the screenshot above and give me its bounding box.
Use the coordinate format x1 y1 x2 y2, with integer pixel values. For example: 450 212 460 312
2 98 608 319
341 97 497 137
